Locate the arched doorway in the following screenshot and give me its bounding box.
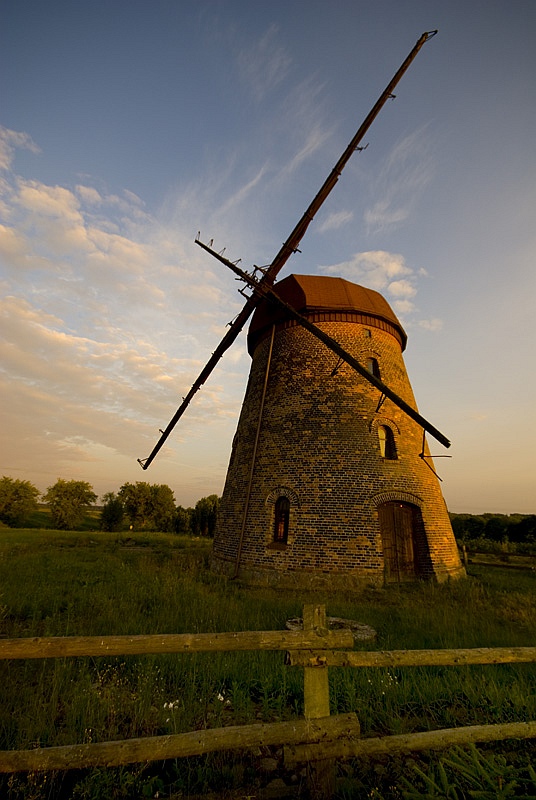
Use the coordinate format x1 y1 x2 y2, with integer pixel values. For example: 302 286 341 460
378 501 425 582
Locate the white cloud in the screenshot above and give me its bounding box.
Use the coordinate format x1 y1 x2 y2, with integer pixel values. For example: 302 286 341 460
76 185 102 205
418 318 443 332
0 126 40 171
319 250 428 318
0 224 33 269
387 279 416 299
391 298 415 314
321 249 412 289
17 179 82 222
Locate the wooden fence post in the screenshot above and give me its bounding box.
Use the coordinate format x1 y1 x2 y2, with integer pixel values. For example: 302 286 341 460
302 604 335 799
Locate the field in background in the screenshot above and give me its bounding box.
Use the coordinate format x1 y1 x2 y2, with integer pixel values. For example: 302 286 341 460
1 530 535 798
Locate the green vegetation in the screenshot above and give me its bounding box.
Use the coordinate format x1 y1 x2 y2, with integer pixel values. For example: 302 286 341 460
117 481 177 532
0 477 39 527
0 473 220 538
0 530 535 798
451 512 536 553
41 479 98 530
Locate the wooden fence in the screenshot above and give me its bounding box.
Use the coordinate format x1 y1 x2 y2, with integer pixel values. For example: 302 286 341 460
1 604 536 798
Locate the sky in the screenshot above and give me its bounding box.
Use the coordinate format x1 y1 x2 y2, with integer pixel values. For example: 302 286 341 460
1 1 535 514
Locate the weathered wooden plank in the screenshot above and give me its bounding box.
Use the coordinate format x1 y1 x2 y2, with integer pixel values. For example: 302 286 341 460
285 720 536 765
287 646 536 668
0 713 360 773
0 628 354 660
303 606 331 720
302 605 335 800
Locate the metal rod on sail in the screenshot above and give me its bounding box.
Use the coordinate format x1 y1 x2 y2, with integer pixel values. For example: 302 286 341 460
138 31 438 469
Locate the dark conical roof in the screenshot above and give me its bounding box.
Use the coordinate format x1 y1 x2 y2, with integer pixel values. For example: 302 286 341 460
248 274 407 354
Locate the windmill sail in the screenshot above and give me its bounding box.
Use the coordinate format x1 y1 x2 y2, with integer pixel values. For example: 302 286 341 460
195 239 450 449
139 30 438 470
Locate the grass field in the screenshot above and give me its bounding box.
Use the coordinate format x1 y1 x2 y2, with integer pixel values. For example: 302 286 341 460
1 529 535 798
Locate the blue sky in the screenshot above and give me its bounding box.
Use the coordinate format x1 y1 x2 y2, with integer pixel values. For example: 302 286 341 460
1 1 535 513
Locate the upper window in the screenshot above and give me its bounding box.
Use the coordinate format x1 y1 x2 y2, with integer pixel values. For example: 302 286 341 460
378 425 397 460
367 357 381 379
273 496 290 543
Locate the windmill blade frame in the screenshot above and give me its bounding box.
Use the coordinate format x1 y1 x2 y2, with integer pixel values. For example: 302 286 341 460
195 238 450 449
138 30 438 470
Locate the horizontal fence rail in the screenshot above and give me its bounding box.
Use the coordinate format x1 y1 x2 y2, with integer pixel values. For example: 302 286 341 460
287 646 536 668
0 714 360 773
285 720 536 766
0 628 353 660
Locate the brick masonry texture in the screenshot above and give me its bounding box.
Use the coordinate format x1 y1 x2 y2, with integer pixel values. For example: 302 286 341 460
212 289 464 589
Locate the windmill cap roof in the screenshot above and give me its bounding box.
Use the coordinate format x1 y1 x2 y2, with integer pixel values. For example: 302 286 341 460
248 274 407 354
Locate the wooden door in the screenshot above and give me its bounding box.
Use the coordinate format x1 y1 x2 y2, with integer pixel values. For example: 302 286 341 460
378 502 419 582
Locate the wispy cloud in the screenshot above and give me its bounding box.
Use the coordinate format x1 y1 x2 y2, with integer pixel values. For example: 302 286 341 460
236 24 292 102
0 126 40 171
318 210 354 234
285 124 332 176
219 164 268 215
364 125 435 234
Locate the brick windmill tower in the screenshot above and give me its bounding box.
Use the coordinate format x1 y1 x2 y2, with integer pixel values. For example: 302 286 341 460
210 273 464 588
138 32 464 587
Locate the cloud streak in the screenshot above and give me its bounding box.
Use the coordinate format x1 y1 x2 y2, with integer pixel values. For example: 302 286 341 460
364 125 435 233
237 24 292 102
0 126 40 171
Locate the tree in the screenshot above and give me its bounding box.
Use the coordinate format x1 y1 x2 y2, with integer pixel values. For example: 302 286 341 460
450 514 486 542
42 479 97 530
151 484 176 532
484 515 509 542
509 515 536 543
0 476 40 527
118 482 176 531
174 505 193 535
100 492 124 532
191 495 219 537
118 482 153 529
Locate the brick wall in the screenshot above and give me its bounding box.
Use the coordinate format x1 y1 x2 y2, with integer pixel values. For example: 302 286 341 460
212 309 464 588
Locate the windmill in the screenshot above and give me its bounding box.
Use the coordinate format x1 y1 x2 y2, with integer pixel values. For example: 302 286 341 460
139 31 465 587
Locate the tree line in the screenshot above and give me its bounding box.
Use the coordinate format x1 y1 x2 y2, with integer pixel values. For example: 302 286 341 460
0 476 219 536
450 512 536 546
2 475 535 544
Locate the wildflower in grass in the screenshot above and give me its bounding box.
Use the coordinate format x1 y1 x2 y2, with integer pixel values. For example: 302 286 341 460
216 690 231 706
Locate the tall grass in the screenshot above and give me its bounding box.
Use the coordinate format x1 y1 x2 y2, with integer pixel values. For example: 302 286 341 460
1 530 535 797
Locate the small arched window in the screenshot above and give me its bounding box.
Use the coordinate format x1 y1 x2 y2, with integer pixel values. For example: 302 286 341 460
378 425 397 460
367 357 381 379
273 496 290 543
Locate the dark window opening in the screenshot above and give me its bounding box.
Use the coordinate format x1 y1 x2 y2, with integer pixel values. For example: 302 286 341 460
378 425 397 459
273 496 290 543
367 357 381 378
